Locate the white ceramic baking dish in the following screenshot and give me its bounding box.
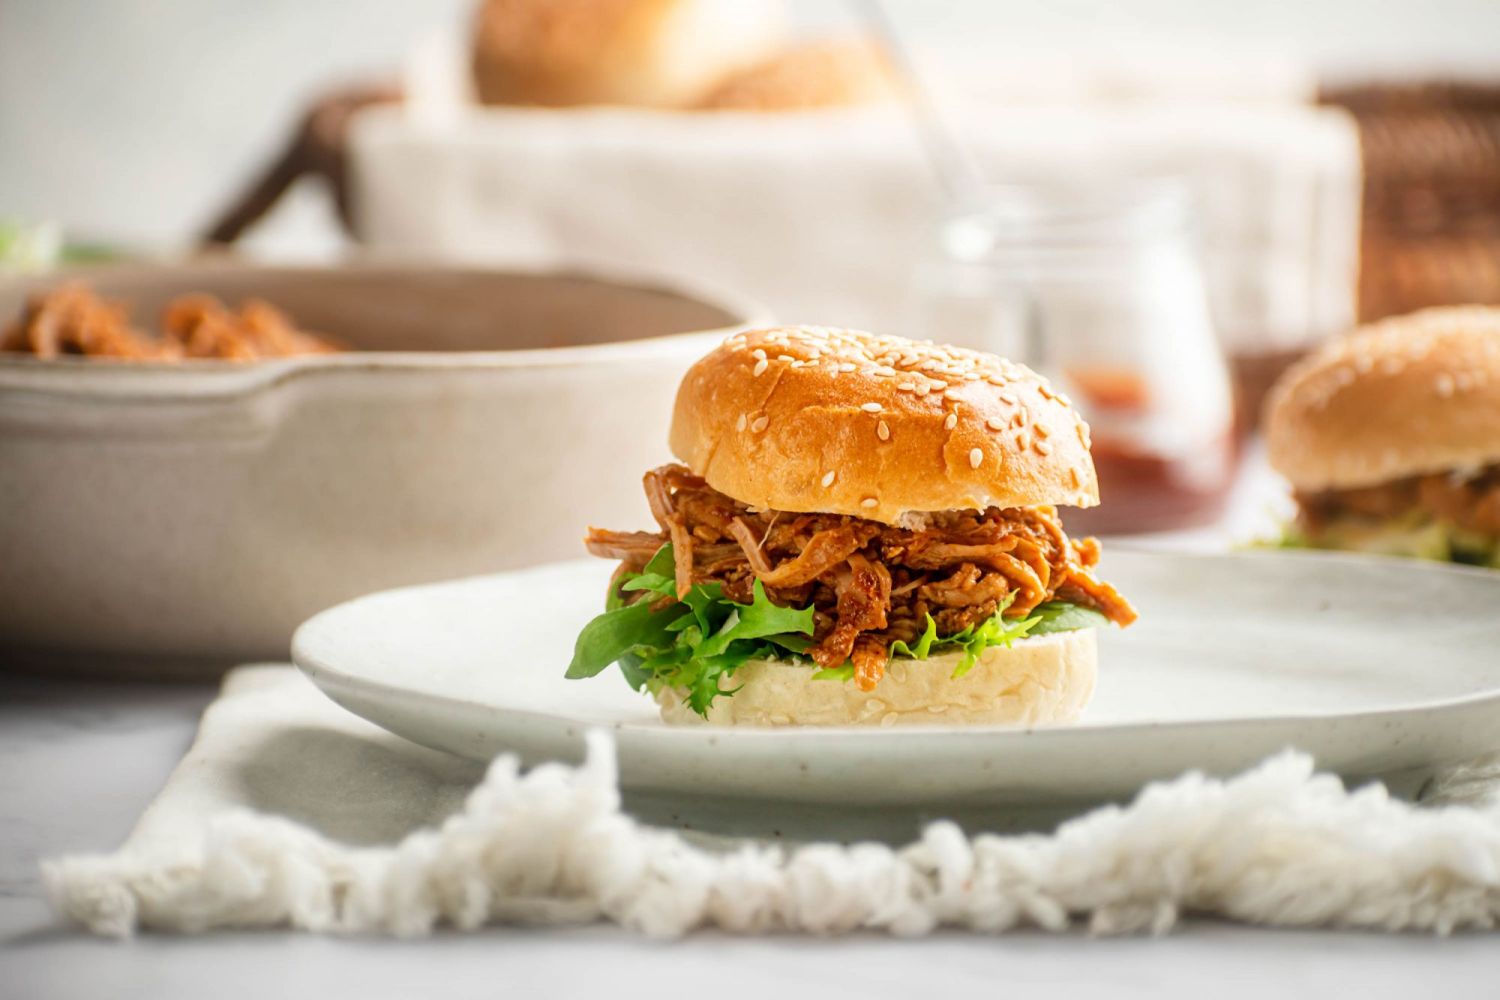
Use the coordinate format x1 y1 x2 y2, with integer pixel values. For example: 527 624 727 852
0 263 763 673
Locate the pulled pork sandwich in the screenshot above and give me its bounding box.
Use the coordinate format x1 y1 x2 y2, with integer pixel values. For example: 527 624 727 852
1266 306 1500 567
568 326 1136 726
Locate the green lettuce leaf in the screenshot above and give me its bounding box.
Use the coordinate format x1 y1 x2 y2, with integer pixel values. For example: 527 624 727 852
568 543 1113 716
1027 601 1110 635
888 614 939 659
565 599 679 679
941 609 1041 678
571 547 818 714
1268 514 1500 569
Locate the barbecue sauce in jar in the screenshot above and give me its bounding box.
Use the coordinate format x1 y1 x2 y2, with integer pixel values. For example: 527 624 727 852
926 180 1239 535
1059 365 1238 536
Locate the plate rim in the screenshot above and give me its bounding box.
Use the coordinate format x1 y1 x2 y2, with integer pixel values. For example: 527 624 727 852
291 547 1500 748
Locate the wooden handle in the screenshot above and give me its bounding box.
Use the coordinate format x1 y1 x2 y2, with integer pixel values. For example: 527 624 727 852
199 82 402 246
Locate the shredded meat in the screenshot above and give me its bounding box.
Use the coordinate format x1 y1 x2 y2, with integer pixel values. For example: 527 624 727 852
584 529 664 565
1298 464 1500 538
2 284 340 361
586 464 1137 691
919 564 1010 607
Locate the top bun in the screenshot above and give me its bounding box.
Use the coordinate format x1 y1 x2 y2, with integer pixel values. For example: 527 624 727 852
669 327 1099 524
695 37 896 112
1266 306 1500 491
472 0 784 108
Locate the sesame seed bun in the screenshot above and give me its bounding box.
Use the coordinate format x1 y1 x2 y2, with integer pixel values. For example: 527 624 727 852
471 0 784 108
695 37 897 112
668 327 1099 524
656 629 1097 726
1266 306 1500 491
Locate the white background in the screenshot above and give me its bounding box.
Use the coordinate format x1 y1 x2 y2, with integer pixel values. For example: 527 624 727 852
4 0 1500 251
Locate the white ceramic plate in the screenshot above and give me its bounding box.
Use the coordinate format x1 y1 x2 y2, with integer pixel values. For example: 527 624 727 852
293 550 1500 815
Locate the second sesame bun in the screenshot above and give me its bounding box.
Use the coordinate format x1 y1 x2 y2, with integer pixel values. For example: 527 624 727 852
471 0 784 108
668 327 1099 524
656 629 1097 726
695 37 897 112
1266 306 1500 491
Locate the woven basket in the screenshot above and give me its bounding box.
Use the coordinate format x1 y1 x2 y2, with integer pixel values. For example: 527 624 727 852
1322 81 1500 322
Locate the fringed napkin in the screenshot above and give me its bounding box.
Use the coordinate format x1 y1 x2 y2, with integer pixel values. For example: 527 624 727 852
47 666 1500 939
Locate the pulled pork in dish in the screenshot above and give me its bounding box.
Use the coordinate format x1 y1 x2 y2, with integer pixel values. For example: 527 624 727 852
2 284 339 361
586 464 1137 691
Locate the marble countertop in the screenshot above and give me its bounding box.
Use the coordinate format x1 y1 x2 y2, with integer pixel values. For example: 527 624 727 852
4 673 1499 998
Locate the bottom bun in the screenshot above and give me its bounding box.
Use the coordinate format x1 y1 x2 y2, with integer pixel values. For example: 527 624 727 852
655 629 1097 727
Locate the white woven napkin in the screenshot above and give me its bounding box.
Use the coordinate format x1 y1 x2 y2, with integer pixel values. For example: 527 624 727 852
350 101 1360 356
46 665 1500 939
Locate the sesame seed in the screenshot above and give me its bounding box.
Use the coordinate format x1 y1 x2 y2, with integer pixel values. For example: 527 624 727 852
877 420 890 441
998 392 1017 405
986 417 1005 431
751 415 769 433
736 413 747 432
821 470 836 488
914 384 931 396
897 382 916 392
753 358 769 377
752 348 766 360
861 402 883 413
1035 441 1052 456
838 362 856 373
1035 423 1051 439
968 448 983 469
778 354 795 363
929 381 948 391
861 497 879 509
944 412 958 430
963 372 980 381
1016 432 1030 451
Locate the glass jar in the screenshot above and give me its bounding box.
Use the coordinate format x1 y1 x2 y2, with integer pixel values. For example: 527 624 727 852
923 180 1237 535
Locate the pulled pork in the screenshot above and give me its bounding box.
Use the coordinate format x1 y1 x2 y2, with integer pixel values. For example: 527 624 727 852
587 464 1137 691
2 284 340 361
1297 464 1500 538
